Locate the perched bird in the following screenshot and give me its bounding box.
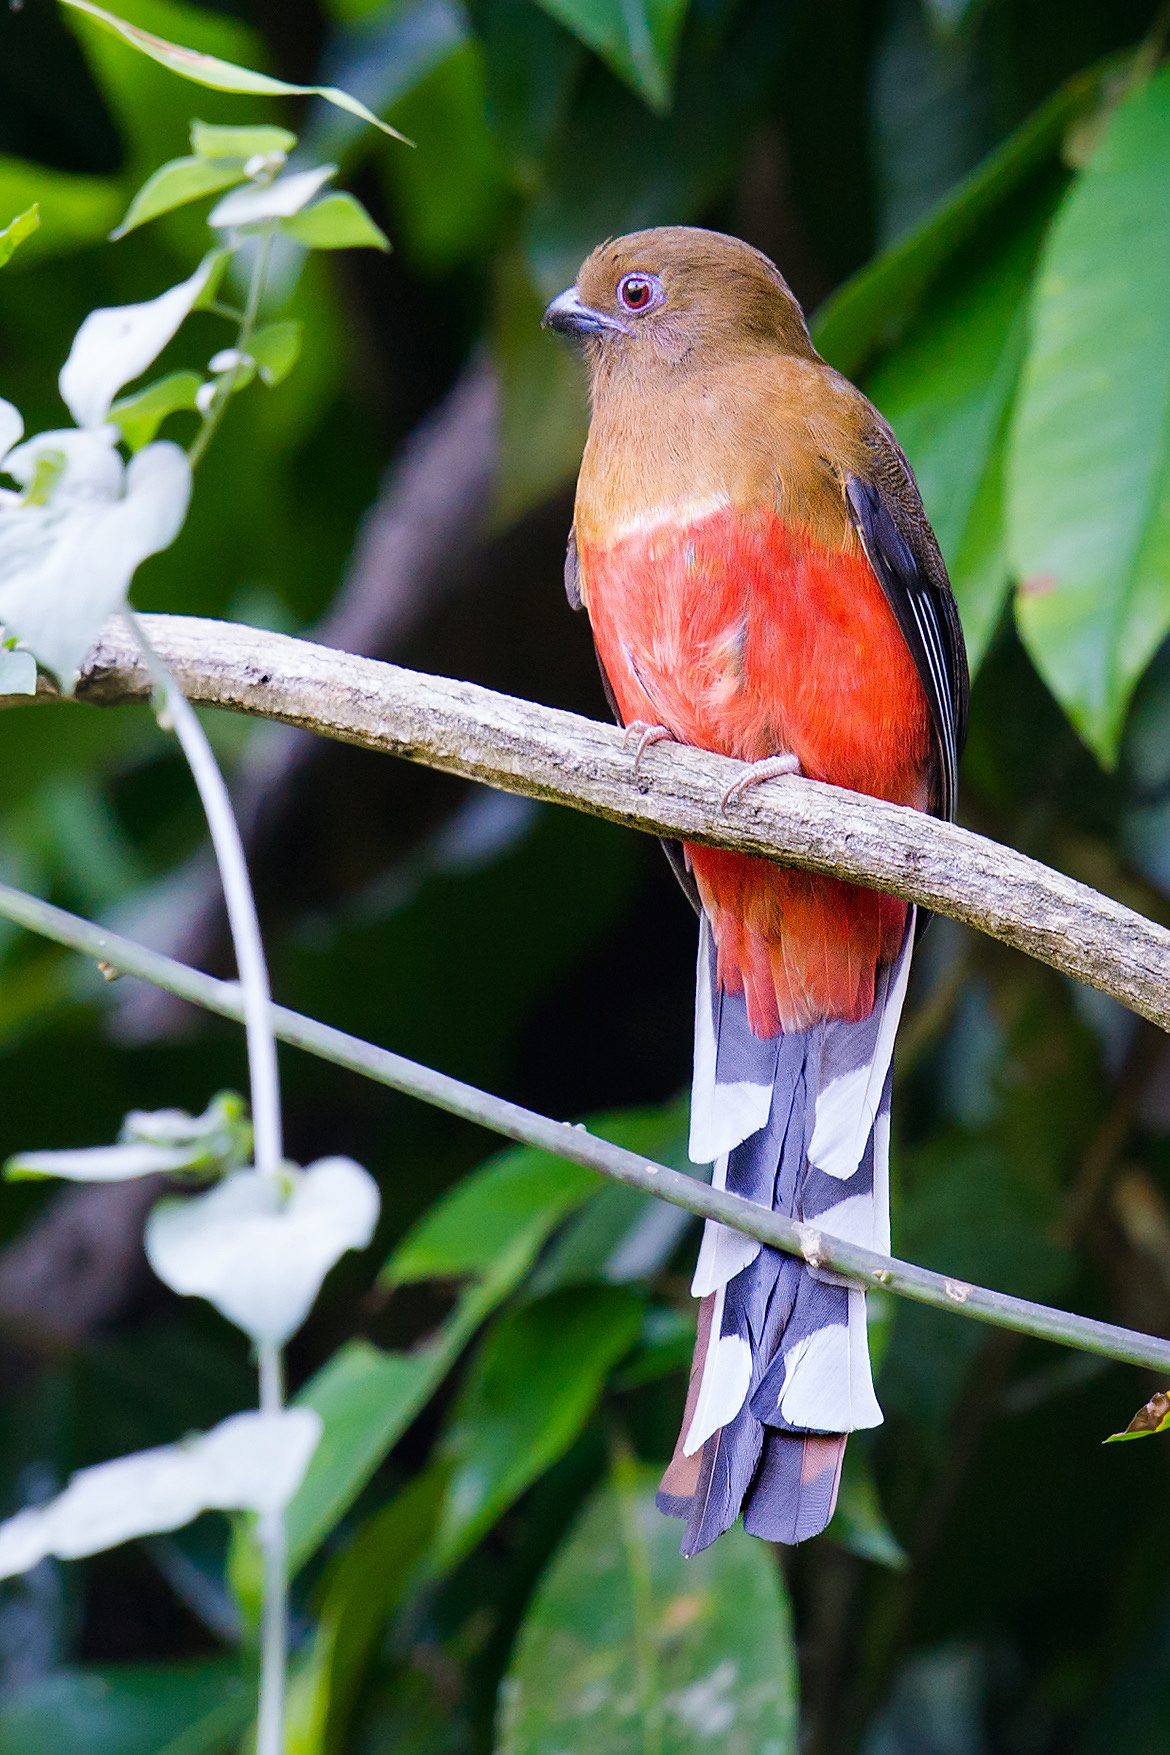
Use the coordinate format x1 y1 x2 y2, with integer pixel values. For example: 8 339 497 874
543 227 968 1554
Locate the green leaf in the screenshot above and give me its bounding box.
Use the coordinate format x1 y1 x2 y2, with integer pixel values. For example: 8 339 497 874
0 160 120 262
866 203 1048 670
112 156 248 240
531 0 689 114
0 205 39 268
432 1285 643 1571
285 1466 449 1755
0 1659 250 1755
498 1461 799 1754
1104 1389 1170 1443
0 644 37 696
279 1340 455 1581
262 1155 593 1585
813 58 1111 377
250 320 303 386
110 369 204 449
381 1141 597 1288
190 119 297 160
826 1443 908 1569
1009 65 1170 763
280 192 390 252
59 0 411 144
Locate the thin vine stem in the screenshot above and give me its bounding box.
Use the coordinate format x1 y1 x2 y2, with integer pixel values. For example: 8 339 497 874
256 1342 288 1755
124 610 283 1176
188 225 274 471
122 611 288 1754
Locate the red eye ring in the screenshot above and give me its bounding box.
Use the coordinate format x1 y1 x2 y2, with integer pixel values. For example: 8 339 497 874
617 272 661 314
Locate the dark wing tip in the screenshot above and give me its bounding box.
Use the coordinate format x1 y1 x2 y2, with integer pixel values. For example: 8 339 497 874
845 471 967 823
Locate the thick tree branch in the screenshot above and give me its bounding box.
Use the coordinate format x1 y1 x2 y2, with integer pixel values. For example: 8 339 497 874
1 878 1168 1375
54 612 1170 1035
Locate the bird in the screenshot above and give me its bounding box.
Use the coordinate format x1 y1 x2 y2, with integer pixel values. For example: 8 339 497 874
542 227 968 1555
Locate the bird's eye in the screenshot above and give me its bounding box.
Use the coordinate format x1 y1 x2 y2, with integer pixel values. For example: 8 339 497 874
617 273 661 314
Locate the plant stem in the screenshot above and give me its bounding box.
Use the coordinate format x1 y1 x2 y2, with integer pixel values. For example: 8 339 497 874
121 615 288 1749
256 1341 288 1755
188 226 273 471
124 612 282 1176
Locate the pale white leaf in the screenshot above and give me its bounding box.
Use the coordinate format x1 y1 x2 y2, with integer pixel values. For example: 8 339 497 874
0 1408 322 1580
195 1407 322 1514
7 1141 198 1182
0 1510 49 1580
145 1157 380 1344
0 399 22 466
0 645 36 695
0 436 191 686
59 257 217 429
208 165 335 229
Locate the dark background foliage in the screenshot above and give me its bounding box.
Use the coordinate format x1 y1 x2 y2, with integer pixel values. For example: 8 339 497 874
2 0 1170 1749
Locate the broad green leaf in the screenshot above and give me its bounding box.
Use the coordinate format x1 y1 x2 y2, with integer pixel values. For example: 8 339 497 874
1104 1389 1170 1443
280 192 390 252
273 1190 582 1580
0 1659 250 1755
110 370 204 450
190 120 296 159
813 59 1111 377
867 204 1048 669
280 1340 457 1579
432 1285 643 1571
250 321 303 386
0 159 120 262
532 0 688 114
111 155 247 240
1009 65 1170 763
826 1443 907 1569
526 1097 692 1294
498 1462 798 1754
286 1466 448 1755
60 0 411 143
0 205 39 268
380 1140 597 1287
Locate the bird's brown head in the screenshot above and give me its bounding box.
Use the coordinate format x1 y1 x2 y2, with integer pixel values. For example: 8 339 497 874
541 226 817 377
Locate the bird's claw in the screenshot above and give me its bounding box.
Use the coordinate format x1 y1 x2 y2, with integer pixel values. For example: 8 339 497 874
721 753 802 812
624 721 674 779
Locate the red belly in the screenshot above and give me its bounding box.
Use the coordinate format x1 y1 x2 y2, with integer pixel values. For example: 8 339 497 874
580 503 931 1034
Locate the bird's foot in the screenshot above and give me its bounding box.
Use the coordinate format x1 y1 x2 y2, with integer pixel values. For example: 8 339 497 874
721 752 802 812
623 721 675 780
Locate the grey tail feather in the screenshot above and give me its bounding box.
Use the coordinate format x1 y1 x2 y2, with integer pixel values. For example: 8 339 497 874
742 1431 848 1544
661 914 910 1553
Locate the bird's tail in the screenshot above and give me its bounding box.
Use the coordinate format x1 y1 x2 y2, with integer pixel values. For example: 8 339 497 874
658 910 914 1555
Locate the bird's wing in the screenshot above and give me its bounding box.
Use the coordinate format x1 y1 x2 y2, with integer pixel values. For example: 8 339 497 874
844 420 969 822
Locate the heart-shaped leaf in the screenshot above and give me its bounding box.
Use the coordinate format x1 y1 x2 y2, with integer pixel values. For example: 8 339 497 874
145 1157 380 1345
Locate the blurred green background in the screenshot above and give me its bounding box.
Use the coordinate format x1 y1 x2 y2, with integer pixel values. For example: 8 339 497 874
4 0 1170 1749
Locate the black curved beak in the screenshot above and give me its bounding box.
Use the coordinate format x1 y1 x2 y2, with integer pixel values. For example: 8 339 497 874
541 287 629 337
